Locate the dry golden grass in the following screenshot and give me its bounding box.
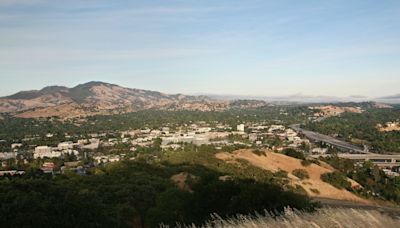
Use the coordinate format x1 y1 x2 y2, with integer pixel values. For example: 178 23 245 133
16 103 87 119
216 150 369 204
171 207 400 228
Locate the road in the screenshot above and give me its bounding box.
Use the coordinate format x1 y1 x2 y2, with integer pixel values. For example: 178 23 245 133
310 153 400 168
290 124 400 167
290 124 370 154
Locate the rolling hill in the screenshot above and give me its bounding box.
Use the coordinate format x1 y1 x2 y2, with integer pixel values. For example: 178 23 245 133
0 81 266 118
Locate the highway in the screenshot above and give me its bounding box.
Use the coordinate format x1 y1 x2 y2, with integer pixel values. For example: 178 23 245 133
290 124 400 167
290 124 370 154
310 153 400 168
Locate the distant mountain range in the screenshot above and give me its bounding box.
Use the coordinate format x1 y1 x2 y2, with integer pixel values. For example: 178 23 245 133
0 81 397 119
202 93 400 104
0 81 266 118
374 94 400 104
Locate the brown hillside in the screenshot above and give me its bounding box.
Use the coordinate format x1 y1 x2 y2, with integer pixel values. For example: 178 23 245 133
1 81 267 118
216 149 370 204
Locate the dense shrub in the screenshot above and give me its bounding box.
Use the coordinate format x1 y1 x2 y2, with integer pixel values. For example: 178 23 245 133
252 149 266 156
287 184 308 195
310 188 320 194
275 170 288 178
282 148 305 160
301 160 312 167
321 171 351 190
292 169 310 180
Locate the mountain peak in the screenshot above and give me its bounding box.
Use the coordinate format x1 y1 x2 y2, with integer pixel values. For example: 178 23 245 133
40 86 69 93
3 85 68 100
75 81 117 88
0 81 267 118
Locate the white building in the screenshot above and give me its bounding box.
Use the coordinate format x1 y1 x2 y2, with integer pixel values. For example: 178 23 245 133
269 125 285 132
312 148 328 155
82 138 100 150
141 129 151 134
249 134 258 142
285 129 297 138
0 152 17 160
93 155 121 164
161 134 210 146
162 135 195 145
34 146 62 159
58 141 74 150
237 124 245 132
93 156 108 164
77 139 88 145
197 127 212 133
150 130 162 136
193 135 209 145
108 155 121 163
35 146 51 154
11 143 23 149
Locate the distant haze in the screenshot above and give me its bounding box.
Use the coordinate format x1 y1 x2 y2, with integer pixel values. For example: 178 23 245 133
0 0 399 97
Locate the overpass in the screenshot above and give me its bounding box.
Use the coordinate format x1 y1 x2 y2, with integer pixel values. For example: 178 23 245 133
310 153 400 168
289 125 400 168
290 124 370 154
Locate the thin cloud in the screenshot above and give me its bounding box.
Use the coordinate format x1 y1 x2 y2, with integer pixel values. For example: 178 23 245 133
0 47 223 65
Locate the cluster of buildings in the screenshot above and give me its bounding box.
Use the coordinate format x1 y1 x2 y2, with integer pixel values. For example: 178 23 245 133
32 139 101 159
33 145 77 159
156 123 314 152
0 120 334 175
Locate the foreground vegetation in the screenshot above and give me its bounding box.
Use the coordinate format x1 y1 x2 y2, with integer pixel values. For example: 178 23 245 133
0 158 318 227
187 207 400 228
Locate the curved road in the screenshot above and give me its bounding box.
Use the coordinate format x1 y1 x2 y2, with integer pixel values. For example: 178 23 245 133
290 124 370 154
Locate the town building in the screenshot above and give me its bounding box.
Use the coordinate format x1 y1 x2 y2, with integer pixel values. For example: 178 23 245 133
58 141 74 150
0 152 17 160
34 146 62 159
237 124 245 132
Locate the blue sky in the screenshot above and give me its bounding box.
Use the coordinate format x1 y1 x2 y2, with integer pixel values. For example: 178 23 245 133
0 0 399 97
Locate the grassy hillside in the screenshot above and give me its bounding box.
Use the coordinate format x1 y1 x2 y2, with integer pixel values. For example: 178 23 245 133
188 208 400 228
214 149 368 203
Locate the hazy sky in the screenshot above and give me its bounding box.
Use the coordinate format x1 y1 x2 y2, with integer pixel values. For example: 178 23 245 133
1 0 399 97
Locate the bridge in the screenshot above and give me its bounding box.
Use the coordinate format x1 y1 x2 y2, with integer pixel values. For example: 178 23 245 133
289 125 400 167
290 124 370 154
310 153 400 168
